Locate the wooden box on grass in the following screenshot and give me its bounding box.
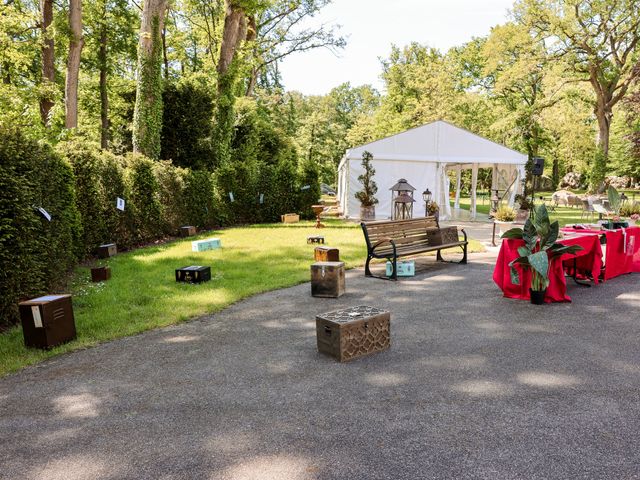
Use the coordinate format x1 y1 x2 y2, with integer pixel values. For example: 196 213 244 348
176 265 211 283
91 266 111 282
314 246 339 262
311 261 345 298
18 294 76 349
97 243 117 258
180 226 197 237
316 305 390 362
281 213 300 223
192 238 221 252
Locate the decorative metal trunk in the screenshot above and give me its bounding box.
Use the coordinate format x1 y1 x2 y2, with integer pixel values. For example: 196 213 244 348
18 295 76 349
175 266 211 283
311 261 345 298
307 235 325 245
191 238 221 252
316 305 390 362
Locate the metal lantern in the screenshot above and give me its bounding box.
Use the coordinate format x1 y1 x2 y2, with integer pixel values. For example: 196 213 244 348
390 178 416 220
422 188 432 217
490 189 500 216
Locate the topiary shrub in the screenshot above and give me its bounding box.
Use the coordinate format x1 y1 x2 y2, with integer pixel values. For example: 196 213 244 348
126 153 164 242
0 128 81 325
100 151 136 249
215 160 259 225
154 160 187 234
298 157 321 219
182 169 218 228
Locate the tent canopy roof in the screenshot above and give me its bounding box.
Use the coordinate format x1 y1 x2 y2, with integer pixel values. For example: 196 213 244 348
342 120 527 167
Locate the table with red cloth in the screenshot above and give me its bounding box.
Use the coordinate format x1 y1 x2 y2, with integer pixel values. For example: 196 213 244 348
493 234 603 303
561 226 640 280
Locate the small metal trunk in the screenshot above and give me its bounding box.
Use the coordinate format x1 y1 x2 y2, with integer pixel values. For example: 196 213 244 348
180 226 197 237
314 246 340 262
307 236 325 245
175 265 211 283
316 305 390 362
18 295 76 349
97 243 117 258
91 266 111 282
310 261 345 298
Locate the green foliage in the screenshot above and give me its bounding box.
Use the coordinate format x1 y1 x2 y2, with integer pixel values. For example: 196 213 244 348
126 153 163 241
502 204 583 291
161 77 215 169
182 169 218 228
154 160 187 233
298 157 321 219
100 150 136 248
215 160 259 224
0 129 81 325
607 186 621 215
354 151 378 207
495 205 516 222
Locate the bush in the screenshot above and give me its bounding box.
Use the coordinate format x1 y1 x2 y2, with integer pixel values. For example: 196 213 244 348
126 153 163 242
215 161 259 224
298 157 321 219
620 201 640 217
100 151 136 249
154 160 187 234
183 170 218 228
0 129 81 326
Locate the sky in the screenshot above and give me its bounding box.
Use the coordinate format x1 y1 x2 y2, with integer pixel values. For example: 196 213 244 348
278 0 515 96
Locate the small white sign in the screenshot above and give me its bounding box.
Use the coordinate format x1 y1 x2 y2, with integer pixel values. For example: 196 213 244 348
31 306 43 328
116 197 125 211
259 193 264 204
38 207 52 222
229 192 235 202
301 185 310 191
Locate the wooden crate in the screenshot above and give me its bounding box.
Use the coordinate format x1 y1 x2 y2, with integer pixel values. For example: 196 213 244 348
175 266 211 283
311 261 345 298
91 266 111 282
180 226 197 237
97 243 117 258
316 305 390 362
307 235 325 244
191 238 221 252
426 227 459 246
281 213 300 223
18 295 76 349
314 246 339 262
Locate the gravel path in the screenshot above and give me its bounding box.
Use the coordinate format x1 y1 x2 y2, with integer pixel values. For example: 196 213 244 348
1 253 639 480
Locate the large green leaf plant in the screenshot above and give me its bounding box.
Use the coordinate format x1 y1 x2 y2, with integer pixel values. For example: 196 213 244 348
501 204 583 291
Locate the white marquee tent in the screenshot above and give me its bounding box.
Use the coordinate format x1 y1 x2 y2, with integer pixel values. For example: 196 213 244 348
337 120 528 220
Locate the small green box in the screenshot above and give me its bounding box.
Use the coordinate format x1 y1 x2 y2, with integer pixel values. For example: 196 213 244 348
191 238 221 252
386 260 415 277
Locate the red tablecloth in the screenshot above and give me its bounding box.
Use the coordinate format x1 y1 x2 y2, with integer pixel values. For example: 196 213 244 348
561 226 640 280
493 234 603 303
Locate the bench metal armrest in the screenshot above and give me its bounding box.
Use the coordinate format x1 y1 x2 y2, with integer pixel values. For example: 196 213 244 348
371 237 395 251
461 228 468 243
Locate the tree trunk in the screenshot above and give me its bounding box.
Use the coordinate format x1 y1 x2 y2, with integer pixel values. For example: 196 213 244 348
65 0 84 129
99 8 109 149
216 1 247 82
162 24 169 79
592 102 612 188
39 0 55 126
132 0 168 159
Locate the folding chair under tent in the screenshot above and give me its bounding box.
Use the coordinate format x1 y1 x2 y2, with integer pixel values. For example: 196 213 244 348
337 120 528 220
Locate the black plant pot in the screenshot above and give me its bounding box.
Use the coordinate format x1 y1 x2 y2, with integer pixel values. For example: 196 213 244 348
529 288 546 305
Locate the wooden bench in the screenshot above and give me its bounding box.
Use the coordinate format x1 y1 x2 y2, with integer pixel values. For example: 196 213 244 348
361 216 468 280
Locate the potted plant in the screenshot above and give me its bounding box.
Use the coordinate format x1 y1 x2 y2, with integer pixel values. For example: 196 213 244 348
501 204 583 305
494 205 516 236
354 151 378 220
602 186 629 229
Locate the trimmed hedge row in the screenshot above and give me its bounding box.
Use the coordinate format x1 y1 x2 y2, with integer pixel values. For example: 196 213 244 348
0 129 320 326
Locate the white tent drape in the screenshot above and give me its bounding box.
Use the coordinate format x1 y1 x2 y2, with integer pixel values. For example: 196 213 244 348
454 165 461 209
470 163 478 219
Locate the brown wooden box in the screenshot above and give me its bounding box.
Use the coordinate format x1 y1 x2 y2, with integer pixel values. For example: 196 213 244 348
180 225 197 237
311 261 345 298
426 227 459 246
91 266 111 282
281 213 300 223
314 246 339 262
18 294 76 349
97 243 117 258
316 305 390 362
307 235 325 244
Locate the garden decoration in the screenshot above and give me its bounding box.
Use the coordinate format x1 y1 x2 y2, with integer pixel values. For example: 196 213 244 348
91 266 111 282
311 204 326 228
355 151 378 220
98 243 117 258
390 178 416 220
310 261 345 298
501 204 584 305
175 266 211 283
18 295 76 349
602 186 629 229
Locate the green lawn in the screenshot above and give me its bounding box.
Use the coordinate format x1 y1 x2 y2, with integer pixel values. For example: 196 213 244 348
0 219 483 376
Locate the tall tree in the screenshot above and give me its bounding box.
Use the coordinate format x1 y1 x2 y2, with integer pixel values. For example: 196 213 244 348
65 0 84 128
39 0 54 126
132 0 169 158
518 0 640 186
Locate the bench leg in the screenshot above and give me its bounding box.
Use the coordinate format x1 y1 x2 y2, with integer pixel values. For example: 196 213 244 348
436 250 444 262
390 257 397 280
460 243 468 264
365 255 373 277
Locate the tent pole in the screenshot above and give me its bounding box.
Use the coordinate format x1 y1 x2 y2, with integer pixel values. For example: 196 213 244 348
454 165 461 209
471 163 478 219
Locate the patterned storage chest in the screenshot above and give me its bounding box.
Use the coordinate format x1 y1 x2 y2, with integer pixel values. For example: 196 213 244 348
426 227 459 246
385 260 415 277
191 238 221 252
316 305 390 362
